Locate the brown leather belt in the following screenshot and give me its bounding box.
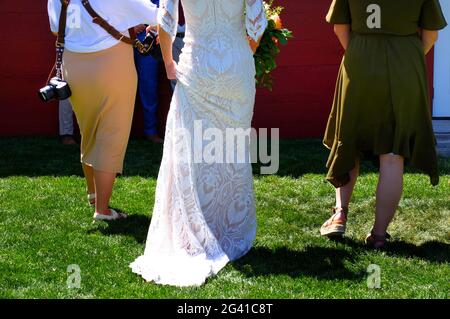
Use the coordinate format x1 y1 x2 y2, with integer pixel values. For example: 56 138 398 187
81 0 137 43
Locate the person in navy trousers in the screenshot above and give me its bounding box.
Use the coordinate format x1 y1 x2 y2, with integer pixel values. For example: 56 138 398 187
133 0 163 143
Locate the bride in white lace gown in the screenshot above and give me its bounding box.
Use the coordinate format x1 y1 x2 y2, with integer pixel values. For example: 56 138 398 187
130 0 267 287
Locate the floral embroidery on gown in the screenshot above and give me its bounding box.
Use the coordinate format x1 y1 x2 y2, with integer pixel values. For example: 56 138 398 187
130 0 267 287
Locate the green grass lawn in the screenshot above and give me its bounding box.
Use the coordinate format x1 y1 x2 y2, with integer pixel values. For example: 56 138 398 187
0 138 449 299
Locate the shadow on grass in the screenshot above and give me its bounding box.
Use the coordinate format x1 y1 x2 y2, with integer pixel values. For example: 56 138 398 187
2 137 448 178
234 239 450 280
233 246 365 281
88 213 151 243
0 138 163 178
329 236 450 264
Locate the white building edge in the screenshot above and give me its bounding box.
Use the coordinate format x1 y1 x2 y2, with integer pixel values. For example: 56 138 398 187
433 1 450 157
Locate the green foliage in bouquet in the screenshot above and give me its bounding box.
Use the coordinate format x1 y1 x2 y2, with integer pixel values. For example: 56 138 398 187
254 1 293 90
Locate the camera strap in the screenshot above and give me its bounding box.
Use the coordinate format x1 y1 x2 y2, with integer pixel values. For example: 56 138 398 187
80 0 148 54
54 0 70 80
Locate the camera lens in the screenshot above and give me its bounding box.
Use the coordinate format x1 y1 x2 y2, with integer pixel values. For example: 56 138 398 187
38 85 56 102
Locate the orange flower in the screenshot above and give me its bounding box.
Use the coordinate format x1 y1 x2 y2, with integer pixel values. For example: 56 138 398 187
271 14 283 30
272 36 279 44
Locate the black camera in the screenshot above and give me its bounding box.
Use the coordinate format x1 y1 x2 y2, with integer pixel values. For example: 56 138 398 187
141 31 163 61
38 77 72 102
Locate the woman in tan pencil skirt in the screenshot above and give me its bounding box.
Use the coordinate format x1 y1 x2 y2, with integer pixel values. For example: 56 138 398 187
47 0 158 220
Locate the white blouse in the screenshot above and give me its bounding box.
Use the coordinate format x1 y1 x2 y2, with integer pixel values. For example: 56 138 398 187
47 0 158 53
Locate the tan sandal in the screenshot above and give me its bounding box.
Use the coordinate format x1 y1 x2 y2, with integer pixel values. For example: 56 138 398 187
365 231 391 249
320 207 348 237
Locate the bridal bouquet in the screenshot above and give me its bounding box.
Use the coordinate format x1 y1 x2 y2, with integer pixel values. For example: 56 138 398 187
254 1 293 90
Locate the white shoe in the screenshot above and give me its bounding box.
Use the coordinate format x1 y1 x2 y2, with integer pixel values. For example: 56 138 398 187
93 209 128 221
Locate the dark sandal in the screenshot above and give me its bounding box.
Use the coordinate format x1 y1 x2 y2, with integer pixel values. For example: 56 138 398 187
87 193 96 207
365 231 391 249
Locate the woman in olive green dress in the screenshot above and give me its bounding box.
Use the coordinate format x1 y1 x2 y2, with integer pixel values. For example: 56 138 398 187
320 0 447 248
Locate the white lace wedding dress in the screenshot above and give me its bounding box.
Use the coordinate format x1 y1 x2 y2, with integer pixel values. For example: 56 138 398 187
130 0 267 287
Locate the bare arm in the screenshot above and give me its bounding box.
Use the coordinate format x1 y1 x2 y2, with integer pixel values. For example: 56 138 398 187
248 36 262 54
158 25 176 80
334 24 351 50
421 29 439 55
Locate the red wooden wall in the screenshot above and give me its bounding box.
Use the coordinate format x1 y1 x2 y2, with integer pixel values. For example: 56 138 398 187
253 0 340 137
0 1 434 138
